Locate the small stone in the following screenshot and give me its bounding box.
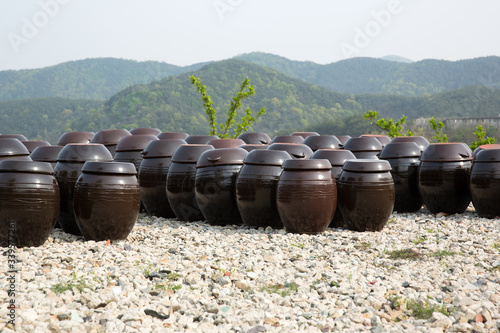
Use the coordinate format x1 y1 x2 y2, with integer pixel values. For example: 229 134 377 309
264 317 279 326
235 281 249 290
247 325 266 333
20 309 38 324
144 309 169 320
475 313 484 323
70 311 84 323
111 286 122 296
247 272 258 280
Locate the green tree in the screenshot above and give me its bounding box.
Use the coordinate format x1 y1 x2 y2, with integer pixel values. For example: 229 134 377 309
363 110 413 138
470 124 495 150
429 117 448 143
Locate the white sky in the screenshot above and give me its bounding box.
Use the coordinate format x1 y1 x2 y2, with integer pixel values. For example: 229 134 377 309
0 0 499 71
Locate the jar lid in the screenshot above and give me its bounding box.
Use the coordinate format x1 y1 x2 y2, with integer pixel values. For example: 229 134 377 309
472 144 500 159
303 135 342 150
420 143 472 162
157 132 189 140
184 135 219 144
389 136 430 151
237 132 272 145
267 143 314 159
205 138 246 149
141 139 186 158
0 160 54 174
30 145 64 162
379 142 421 159
21 141 51 153
0 138 31 156
196 148 248 168
81 161 137 175
342 159 392 172
238 144 269 152
269 135 304 144
0 134 29 141
115 135 159 152
360 134 391 146
56 143 113 162
171 144 214 163
91 129 132 145
243 150 292 166
282 159 332 170
343 137 383 152
311 149 357 166
335 135 351 145
129 128 161 136
289 132 320 139
56 131 95 145
474 148 500 162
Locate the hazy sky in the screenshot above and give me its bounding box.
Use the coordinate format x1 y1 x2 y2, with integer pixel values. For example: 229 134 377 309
1 0 499 71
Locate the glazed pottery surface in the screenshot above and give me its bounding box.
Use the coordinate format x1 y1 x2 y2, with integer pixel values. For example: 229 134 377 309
335 135 351 145
236 150 292 228
267 143 314 159
157 132 190 140
237 132 272 145
343 137 383 159
0 161 59 247
469 149 500 218
30 145 64 168
130 128 161 136
0 134 28 141
73 161 140 241
114 135 159 170
338 159 394 232
390 136 430 151
289 132 320 139
205 138 246 149
21 140 51 153
472 144 500 159
56 131 94 145
238 144 269 152
303 135 342 151
184 135 219 144
269 135 304 144
0 138 31 161
276 159 336 234
360 134 391 146
91 129 132 156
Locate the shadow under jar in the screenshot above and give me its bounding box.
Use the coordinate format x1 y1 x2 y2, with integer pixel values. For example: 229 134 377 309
469 148 500 218
73 161 140 241
418 143 472 215
166 144 214 222
338 159 395 232
236 150 292 229
195 148 248 226
276 159 336 234
0 161 59 247
379 142 423 213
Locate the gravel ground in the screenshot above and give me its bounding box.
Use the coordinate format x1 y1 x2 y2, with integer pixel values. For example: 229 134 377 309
1 206 500 332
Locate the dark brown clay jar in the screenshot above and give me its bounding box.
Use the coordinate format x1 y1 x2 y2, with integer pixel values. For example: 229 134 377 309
0 161 59 247
90 129 132 156
157 132 190 140
418 143 472 215
56 131 95 145
130 127 162 136
343 137 383 159
0 134 28 141
236 150 292 229
238 144 269 152
267 143 314 159
472 144 500 160
205 138 246 149
470 149 500 218
335 135 351 145
390 136 430 151
338 159 395 232
195 148 248 225
269 135 304 144
30 145 64 168
166 144 215 221
113 135 159 171
379 142 422 213
276 159 336 234
0 138 32 161
73 161 140 241
290 132 320 139
361 134 391 147
55 144 113 235
237 132 272 145
303 135 342 151
21 140 51 153
311 149 357 228
185 135 219 144
138 139 186 218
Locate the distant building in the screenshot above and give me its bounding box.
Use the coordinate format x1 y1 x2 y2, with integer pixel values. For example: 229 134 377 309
414 117 431 127
443 116 500 129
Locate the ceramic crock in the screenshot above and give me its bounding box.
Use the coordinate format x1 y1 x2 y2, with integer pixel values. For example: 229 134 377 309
470 148 500 218
157 132 190 140
338 159 395 232
113 135 159 171
195 148 248 225
269 135 304 144
138 139 186 218
205 138 246 149
21 140 51 153
335 135 351 145
55 143 113 235
303 135 342 151
290 132 320 139
184 135 219 144
166 144 214 221
418 143 472 215
267 143 314 159
236 150 292 229
0 134 28 141
0 161 59 247
390 136 430 151
343 137 383 159
238 144 269 152
276 159 336 234
0 138 32 161
361 134 391 147
90 129 132 156
30 145 64 168
379 142 422 213
56 131 95 145
237 132 272 145
73 161 140 241
129 127 162 136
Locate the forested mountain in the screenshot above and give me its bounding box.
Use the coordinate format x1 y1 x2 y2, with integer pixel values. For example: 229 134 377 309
0 58 206 101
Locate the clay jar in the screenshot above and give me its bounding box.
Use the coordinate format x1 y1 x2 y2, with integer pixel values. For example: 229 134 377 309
0 134 28 141
311 149 357 228
113 135 159 171
472 144 500 160
130 127 161 136
238 144 269 152
157 132 190 140
338 159 395 232
290 132 320 139
138 139 186 218
390 136 430 151
91 129 132 156
0 138 32 161
379 142 423 213
30 145 64 168
335 135 351 145
55 144 113 235
195 148 248 226
418 143 472 215
276 159 336 234
166 144 215 221
21 140 51 153
73 161 140 241
267 143 314 159
361 134 391 147
303 135 342 151
56 131 95 145
206 138 246 149
343 137 383 159
469 149 500 218
269 135 304 144
237 132 272 145
0 161 59 247
236 150 292 229
185 135 219 144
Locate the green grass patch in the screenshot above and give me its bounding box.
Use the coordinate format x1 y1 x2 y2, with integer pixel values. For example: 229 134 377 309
50 271 94 294
387 248 423 260
261 282 298 297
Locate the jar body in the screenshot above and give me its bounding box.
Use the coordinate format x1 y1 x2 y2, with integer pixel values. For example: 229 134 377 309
166 162 204 221
0 171 59 247
418 161 471 214
338 171 394 231
276 169 336 234
195 165 243 226
236 164 283 228
55 161 85 235
470 162 500 218
114 151 143 171
138 157 175 218
387 158 422 212
73 173 140 240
